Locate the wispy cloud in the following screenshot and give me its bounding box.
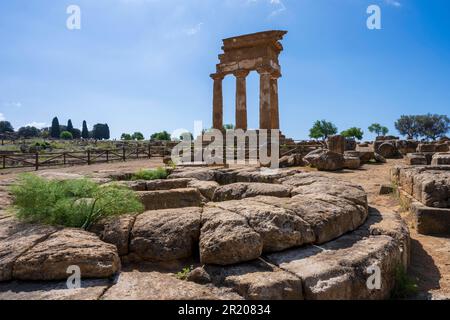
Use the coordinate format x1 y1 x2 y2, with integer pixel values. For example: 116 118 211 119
0 113 5 121
385 0 401 7
3 101 22 108
184 22 204 36
25 122 48 129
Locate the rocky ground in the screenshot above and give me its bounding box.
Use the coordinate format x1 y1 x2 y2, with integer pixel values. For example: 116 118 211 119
0 159 449 300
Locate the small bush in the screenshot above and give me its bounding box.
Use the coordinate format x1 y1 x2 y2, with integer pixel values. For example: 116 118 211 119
60 131 73 140
176 265 194 280
391 265 418 299
9 174 144 230
131 167 168 181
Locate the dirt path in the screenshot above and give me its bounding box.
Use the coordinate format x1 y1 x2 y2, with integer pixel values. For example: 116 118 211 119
326 160 450 300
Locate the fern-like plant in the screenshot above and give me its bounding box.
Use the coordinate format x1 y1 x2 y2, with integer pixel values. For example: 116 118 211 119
9 174 144 230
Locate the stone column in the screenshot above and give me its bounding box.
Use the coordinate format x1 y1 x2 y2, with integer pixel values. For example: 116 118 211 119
270 74 280 130
327 135 346 154
234 70 249 130
258 68 271 130
211 73 224 130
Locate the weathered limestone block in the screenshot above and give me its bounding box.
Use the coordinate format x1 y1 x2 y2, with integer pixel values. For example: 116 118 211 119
12 229 120 281
187 179 220 200
202 260 303 300
377 142 399 158
0 279 112 300
129 207 201 261
417 143 436 153
345 138 357 151
279 154 304 168
200 206 263 265
211 199 315 252
212 182 291 202
396 140 419 155
102 270 242 300
304 149 344 171
169 168 216 181
405 153 428 166
431 153 450 165
343 156 361 169
436 144 449 153
91 215 136 256
327 135 345 154
374 153 387 163
0 220 58 281
146 178 191 191
266 234 404 300
137 188 203 211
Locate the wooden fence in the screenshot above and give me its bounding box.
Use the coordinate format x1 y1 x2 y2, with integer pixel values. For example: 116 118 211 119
0 145 168 171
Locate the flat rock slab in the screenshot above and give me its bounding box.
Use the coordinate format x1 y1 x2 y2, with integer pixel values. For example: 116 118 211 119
266 234 404 300
202 259 303 300
101 270 242 300
200 206 263 265
210 199 315 252
0 279 111 300
12 229 120 281
129 207 201 261
91 215 136 256
212 182 291 201
137 188 203 211
0 220 58 281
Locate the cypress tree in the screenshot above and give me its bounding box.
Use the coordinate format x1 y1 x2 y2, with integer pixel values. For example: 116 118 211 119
67 119 74 134
50 117 60 139
82 120 89 139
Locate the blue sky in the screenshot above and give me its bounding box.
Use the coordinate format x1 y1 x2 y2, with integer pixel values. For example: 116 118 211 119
1 0 449 140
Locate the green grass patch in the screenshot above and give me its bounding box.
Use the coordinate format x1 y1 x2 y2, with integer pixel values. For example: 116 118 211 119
131 167 169 181
9 174 144 230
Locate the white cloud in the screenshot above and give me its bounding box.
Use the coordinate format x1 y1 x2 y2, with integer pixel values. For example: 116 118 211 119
3 101 22 108
269 0 286 17
184 22 204 36
385 0 401 7
25 122 48 129
0 113 5 121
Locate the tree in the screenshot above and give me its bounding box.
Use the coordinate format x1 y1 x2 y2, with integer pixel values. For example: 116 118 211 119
82 121 89 139
151 131 171 141
92 123 110 140
0 121 14 133
71 128 81 139
416 114 450 141
341 127 364 140
223 124 235 130
67 119 74 134
17 126 40 138
395 115 420 139
368 123 389 137
60 131 73 140
121 133 133 141
309 120 338 140
50 117 60 138
132 132 145 141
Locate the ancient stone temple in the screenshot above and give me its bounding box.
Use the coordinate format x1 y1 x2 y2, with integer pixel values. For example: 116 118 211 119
210 30 287 131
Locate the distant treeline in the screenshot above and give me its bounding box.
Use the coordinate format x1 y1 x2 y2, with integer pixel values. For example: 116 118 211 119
0 117 110 140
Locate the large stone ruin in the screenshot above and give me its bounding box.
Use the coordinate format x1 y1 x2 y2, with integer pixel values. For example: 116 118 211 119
0 166 409 300
392 165 450 235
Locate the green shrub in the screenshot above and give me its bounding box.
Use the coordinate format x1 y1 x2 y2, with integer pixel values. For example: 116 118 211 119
60 131 73 140
391 265 418 299
131 167 168 181
176 265 194 280
9 174 144 230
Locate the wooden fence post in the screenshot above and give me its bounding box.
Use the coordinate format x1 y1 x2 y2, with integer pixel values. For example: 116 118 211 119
136 146 139 159
87 150 91 165
63 152 67 165
35 152 39 171
122 146 126 162
2 155 5 169
148 144 151 159
106 150 109 163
